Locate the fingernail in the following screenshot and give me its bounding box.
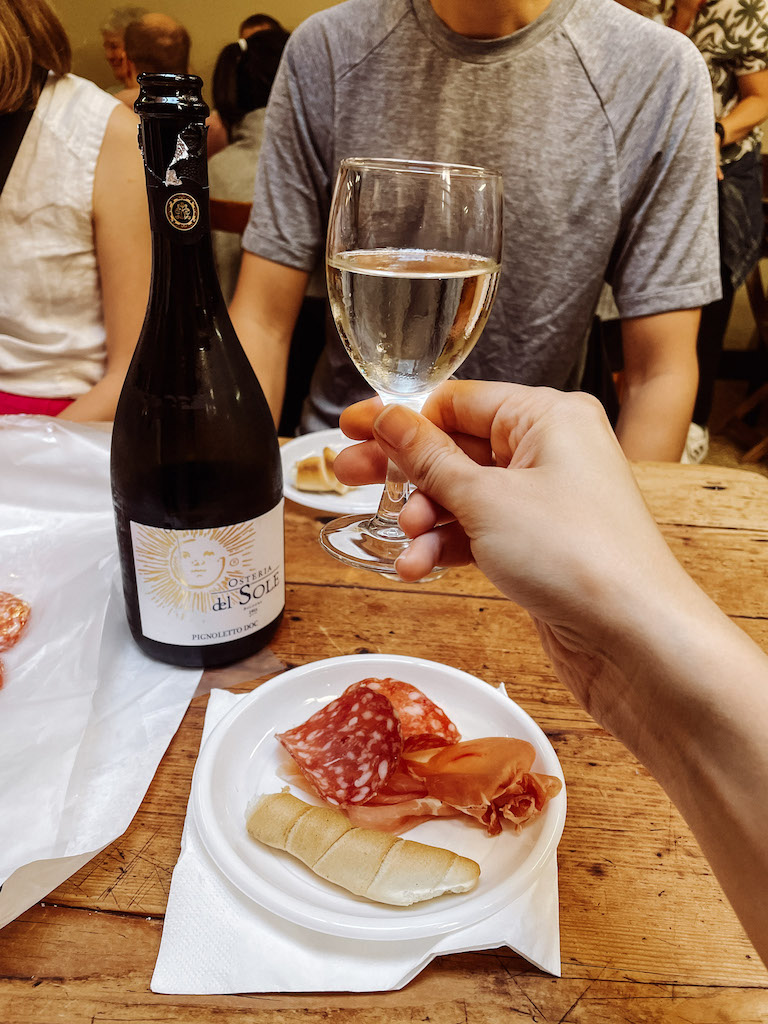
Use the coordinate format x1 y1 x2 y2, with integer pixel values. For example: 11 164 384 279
374 405 419 448
394 548 415 580
394 546 411 567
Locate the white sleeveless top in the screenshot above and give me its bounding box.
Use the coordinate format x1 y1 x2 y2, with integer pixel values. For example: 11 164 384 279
0 74 118 398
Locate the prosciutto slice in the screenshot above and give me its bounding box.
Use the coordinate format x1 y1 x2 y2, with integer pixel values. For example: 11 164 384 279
406 737 562 836
342 795 462 832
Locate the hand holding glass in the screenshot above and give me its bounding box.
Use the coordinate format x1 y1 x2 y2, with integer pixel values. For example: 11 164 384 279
320 157 503 578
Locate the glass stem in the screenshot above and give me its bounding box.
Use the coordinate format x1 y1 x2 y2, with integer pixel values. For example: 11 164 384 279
366 459 411 541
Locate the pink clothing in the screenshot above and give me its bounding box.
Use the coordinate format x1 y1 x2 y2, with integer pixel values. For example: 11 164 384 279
0 390 73 416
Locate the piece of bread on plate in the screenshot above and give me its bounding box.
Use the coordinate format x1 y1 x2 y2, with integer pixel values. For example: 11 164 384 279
294 448 351 495
246 791 480 906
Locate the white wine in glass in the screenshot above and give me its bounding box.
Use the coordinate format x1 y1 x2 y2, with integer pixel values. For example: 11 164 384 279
320 157 503 578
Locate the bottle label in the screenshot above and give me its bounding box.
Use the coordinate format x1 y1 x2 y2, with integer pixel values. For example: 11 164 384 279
129 503 284 647
165 192 200 232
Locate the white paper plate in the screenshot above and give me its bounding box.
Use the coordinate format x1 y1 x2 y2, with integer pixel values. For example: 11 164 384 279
191 654 566 941
280 429 380 514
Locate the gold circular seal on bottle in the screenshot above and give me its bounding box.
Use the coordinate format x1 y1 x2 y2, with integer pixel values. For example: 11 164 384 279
165 193 200 231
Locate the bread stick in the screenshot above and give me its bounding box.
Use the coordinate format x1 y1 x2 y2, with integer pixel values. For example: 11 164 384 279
323 447 351 495
246 791 480 906
293 454 330 492
294 449 351 495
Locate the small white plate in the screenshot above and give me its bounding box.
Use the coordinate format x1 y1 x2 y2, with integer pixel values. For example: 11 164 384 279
281 429 380 514
191 654 566 941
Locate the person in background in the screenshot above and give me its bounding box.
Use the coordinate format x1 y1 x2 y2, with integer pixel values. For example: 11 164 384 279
114 11 228 157
229 0 721 459
0 0 150 421
667 0 768 464
114 12 191 108
334 380 768 965
239 12 286 38
205 15 288 161
208 26 289 303
99 5 147 93
209 24 326 434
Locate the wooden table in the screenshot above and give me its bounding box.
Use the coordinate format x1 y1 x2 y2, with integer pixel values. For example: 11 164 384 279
2 461 768 1022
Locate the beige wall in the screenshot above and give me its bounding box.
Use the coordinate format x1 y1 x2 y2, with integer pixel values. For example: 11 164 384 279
52 0 340 102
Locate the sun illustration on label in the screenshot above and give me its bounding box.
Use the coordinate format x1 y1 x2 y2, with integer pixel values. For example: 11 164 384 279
134 524 255 615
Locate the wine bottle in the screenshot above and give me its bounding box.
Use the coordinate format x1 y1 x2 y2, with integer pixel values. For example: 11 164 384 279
110 73 284 668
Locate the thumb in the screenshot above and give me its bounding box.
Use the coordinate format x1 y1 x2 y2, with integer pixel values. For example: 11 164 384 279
373 404 481 514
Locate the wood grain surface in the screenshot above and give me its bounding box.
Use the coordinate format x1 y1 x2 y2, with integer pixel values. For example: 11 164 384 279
1 461 767 1023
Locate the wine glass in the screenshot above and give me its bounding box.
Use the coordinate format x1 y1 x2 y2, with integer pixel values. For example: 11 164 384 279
320 157 503 579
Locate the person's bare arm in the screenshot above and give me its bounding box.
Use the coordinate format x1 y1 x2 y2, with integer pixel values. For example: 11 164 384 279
615 308 700 461
206 110 229 159
667 0 707 33
669 11 768 178
335 383 768 963
586 570 768 967
718 69 768 148
59 103 150 422
228 251 309 426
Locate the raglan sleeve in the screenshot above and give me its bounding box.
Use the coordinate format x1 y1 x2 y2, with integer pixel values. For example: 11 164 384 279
241 18 335 275
607 35 722 318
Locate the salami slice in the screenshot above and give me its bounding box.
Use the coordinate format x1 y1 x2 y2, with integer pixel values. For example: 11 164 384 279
0 592 30 654
345 678 460 752
276 687 402 807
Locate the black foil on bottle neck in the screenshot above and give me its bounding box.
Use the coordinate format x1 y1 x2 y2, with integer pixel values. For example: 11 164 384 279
135 73 211 242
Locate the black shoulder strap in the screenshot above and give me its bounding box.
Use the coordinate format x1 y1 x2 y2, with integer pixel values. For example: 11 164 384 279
0 68 48 198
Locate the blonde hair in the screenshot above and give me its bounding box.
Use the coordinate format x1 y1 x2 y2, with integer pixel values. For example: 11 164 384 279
0 0 71 113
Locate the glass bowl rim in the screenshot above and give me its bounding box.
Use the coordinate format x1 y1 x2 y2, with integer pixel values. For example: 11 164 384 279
338 156 502 179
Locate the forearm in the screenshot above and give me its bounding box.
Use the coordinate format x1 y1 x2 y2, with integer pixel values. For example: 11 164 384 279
254 332 290 427
576 576 768 961
228 254 308 427
719 95 768 146
617 310 699 460
228 303 290 426
615 370 696 460
57 370 128 422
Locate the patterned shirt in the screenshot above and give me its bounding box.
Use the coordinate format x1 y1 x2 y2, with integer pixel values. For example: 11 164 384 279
683 0 768 163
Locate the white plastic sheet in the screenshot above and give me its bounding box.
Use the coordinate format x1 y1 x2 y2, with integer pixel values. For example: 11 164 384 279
0 415 202 928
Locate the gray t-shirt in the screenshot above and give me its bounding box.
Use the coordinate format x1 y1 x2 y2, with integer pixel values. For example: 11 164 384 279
243 0 721 432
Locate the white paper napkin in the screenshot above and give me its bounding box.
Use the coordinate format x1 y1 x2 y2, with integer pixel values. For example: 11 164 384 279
152 689 561 994
0 417 203 929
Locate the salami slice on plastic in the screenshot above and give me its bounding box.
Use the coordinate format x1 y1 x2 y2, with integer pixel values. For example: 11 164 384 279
276 687 402 807
0 592 30 654
345 678 460 752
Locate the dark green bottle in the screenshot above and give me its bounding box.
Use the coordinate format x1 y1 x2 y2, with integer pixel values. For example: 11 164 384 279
111 73 284 668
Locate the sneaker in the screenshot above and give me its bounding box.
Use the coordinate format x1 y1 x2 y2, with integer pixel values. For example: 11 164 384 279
681 422 709 464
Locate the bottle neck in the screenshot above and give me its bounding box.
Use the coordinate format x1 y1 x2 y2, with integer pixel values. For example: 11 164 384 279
139 116 224 314
147 228 223 318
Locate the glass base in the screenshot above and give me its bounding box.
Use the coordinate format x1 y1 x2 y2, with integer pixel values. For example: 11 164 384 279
318 514 446 582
